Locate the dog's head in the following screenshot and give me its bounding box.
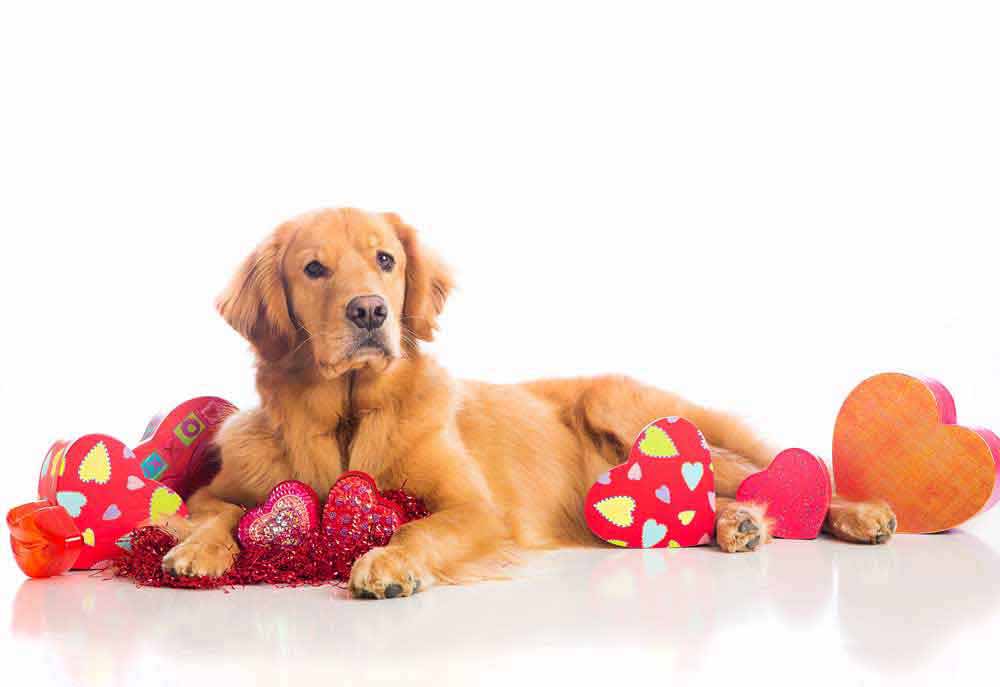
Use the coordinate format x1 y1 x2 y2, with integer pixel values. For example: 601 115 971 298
218 208 453 378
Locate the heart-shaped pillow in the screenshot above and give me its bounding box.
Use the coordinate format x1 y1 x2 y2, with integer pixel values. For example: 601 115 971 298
37 435 188 568
237 480 320 547
322 471 406 557
833 373 1000 533
133 397 237 498
736 448 831 539
585 417 715 548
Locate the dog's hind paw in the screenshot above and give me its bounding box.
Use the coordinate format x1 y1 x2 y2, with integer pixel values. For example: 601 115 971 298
824 496 896 544
716 502 771 553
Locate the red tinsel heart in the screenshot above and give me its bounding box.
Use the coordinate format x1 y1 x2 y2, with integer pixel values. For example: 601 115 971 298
114 471 428 589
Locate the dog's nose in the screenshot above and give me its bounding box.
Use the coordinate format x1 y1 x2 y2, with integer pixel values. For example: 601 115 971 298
346 295 388 331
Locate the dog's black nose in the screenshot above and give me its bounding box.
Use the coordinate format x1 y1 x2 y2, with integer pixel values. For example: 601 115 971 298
346 295 388 331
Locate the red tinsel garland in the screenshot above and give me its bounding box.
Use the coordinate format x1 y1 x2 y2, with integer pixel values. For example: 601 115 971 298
114 489 429 590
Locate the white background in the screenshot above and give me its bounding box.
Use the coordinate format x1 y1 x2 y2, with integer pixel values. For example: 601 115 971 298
2 3 999 685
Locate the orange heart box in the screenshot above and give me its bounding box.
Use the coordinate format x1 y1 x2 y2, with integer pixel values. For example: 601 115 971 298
833 373 1000 533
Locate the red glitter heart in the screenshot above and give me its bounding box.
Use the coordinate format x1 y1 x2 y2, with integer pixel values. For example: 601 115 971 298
322 471 406 557
237 480 320 547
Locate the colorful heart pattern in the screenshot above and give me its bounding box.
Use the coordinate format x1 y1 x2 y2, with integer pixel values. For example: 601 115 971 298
34 397 236 569
584 417 715 548
237 480 320 547
833 373 1000 533
132 397 237 499
736 448 832 539
37 435 188 568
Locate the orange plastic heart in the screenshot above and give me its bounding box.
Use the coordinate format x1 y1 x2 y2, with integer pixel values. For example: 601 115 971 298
7 501 83 578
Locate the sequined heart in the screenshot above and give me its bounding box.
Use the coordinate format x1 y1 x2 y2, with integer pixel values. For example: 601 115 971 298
237 480 320 547
321 471 406 557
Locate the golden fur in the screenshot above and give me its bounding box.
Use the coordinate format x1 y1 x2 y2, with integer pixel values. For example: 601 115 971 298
162 208 897 598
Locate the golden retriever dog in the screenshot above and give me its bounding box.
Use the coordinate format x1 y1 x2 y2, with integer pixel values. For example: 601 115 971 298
161 208 897 598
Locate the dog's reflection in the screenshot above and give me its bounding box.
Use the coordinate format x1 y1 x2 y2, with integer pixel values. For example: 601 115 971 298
10 531 1000 683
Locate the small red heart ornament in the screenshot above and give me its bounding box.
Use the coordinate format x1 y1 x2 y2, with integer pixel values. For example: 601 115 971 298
736 448 832 539
133 397 238 498
36 435 188 568
237 480 320 547
7 501 83 578
585 417 715 548
322 471 406 557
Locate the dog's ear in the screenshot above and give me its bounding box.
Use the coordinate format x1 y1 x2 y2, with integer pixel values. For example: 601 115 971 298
216 226 297 362
384 213 454 346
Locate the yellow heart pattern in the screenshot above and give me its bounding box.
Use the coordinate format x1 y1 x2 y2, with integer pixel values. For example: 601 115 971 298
82 528 95 547
594 495 636 528
639 425 679 458
678 510 696 526
149 486 183 523
606 539 628 547
668 540 681 548
78 441 112 484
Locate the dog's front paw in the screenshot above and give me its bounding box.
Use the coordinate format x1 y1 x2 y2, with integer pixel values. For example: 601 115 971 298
349 546 430 599
716 502 771 553
825 497 896 544
162 536 236 577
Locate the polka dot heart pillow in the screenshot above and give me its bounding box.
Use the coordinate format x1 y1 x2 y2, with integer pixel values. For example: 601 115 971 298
585 417 715 548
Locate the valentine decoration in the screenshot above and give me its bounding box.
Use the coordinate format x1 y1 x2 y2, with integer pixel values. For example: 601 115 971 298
7 501 83 577
133 397 237 498
736 448 832 539
237 480 320 547
322 471 406 557
584 417 715 548
834 373 1000 533
36 435 188 568
115 471 429 589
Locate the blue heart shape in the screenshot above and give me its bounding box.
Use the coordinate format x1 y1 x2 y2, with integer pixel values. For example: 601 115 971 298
641 518 668 548
103 504 122 521
655 485 671 504
56 491 87 517
682 462 704 491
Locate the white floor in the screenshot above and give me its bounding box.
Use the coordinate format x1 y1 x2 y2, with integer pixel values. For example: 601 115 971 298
5 517 1000 687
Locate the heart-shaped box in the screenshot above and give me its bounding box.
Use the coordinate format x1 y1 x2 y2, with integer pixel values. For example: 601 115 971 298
322 471 406 557
736 448 832 539
237 480 320 547
36 435 188 568
833 373 1000 533
585 417 715 548
133 397 237 498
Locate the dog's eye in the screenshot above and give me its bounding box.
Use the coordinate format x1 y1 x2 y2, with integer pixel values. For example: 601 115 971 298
376 251 395 272
304 260 329 279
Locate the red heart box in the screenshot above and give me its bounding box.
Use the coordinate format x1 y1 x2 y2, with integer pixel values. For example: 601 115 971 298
133 397 238 498
736 448 832 539
585 417 715 548
237 480 320 547
322 471 406 557
36 435 188 568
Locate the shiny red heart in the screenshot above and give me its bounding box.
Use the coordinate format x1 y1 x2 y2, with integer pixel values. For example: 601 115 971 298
322 471 406 557
237 480 320 547
7 501 83 578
